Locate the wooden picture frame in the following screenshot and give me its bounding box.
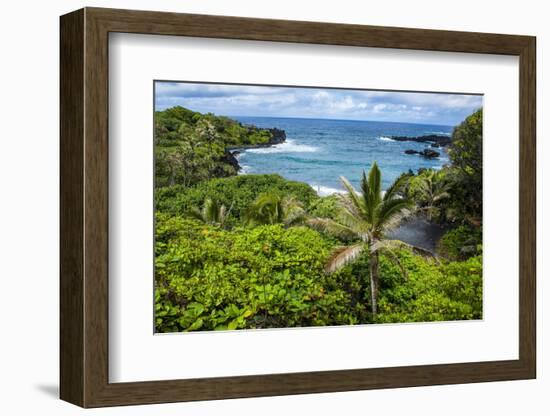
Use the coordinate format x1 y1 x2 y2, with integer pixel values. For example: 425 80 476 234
60 7 536 408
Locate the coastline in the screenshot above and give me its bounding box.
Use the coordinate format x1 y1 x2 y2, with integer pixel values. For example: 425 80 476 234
225 127 287 172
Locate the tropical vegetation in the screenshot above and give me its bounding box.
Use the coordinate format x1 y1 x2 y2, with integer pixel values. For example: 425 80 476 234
154 106 483 332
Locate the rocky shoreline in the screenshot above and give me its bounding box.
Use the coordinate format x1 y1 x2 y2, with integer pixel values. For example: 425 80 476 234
390 134 452 147
391 134 451 159
404 148 441 158
224 128 287 172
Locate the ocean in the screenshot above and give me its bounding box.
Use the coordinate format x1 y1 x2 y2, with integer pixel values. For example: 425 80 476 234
234 116 453 195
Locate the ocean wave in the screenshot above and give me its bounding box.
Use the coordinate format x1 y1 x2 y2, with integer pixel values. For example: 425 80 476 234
246 139 318 154
309 184 346 197
238 165 251 175
277 156 364 167
378 136 394 142
426 131 451 136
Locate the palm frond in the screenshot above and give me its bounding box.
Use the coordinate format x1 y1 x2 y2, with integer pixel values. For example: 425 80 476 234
372 239 439 263
379 247 408 279
335 193 363 221
306 218 356 241
383 173 411 201
325 243 365 273
283 197 307 226
218 204 227 225
336 208 370 240
203 198 217 222
433 191 450 203
380 209 413 233
339 176 365 216
245 193 280 225
376 197 413 231
358 170 375 224
187 206 204 221
367 162 382 209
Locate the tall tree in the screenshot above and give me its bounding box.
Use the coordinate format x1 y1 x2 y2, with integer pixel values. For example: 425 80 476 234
408 169 450 221
308 163 433 316
448 108 483 224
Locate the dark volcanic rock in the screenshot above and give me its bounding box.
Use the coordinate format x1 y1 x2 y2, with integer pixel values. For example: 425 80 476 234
420 148 440 158
221 150 241 172
268 128 286 144
404 148 440 158
391 134 451 146
224 127 287 172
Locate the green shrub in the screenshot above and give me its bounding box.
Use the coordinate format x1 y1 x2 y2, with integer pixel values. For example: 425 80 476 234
376 251 482 323
438 225 482 260
308 194 341 219
154 106 277 186
155 174 319 224
155 213 483 332
154 214 360 332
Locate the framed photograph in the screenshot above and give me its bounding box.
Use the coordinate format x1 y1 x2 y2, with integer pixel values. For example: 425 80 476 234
60 7 536 408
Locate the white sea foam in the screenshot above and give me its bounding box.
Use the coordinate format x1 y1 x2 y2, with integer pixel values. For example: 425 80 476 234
246 139 318 154
378 136 394 142
238 165 251 175
310 184 346 197
426 131 451 136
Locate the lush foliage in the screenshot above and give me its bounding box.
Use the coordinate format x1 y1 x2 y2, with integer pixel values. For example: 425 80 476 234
446 108 483 224
155 214 482 331
245 193 306 226
156 174 318 225
154 107 484 332
407 168 450 222
438 225 483 261
155 215 364 332
308 163 418 316
376 251 482 322
155 106 275 187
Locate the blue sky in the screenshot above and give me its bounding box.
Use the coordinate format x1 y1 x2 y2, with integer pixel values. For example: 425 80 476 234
155 82 483 126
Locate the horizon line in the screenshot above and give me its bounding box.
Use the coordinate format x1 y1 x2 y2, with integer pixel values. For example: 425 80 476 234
155 105 462 128
226 113 456 128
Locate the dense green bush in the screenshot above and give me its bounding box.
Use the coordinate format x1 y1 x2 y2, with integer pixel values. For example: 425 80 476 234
438 225 482 261
155 174 319 224
445 108 483 223
155 214 362 332
155 106 275 187
155 214 483 332
376 251 482 323
153 107 484 333
308 194 341 219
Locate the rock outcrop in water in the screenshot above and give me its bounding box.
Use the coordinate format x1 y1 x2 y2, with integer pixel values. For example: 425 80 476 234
268 128 286 145
404 148 441 158
221 150 241 172
391 134 451 146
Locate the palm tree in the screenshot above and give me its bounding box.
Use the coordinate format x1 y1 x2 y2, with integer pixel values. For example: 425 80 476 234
245 192 306 226
188 198 230 227
308 162 433 317
412 169 450 221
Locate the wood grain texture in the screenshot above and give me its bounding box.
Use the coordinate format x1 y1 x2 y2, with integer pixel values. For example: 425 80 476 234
59 7 537 408
518 38 537 376
59 8 85 407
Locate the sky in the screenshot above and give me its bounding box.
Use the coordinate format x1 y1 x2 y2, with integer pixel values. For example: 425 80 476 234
155 82 483 126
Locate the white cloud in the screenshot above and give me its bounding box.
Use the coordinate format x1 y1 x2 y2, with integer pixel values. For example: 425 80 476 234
155 82 483 126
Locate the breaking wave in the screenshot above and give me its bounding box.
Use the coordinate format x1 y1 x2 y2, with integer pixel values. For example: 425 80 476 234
246 139 319 154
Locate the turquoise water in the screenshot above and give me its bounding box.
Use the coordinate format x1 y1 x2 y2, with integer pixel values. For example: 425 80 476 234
234 116 453 194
